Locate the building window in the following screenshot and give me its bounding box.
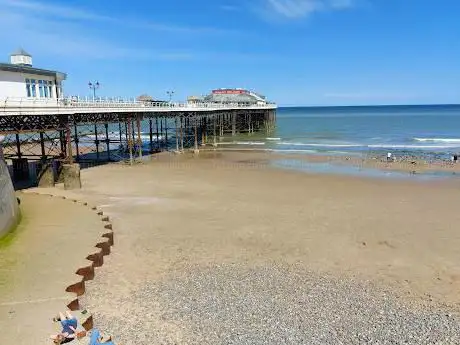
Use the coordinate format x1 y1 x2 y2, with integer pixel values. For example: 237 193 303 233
31 79 37 97
48 81 54 98
32 80 55 98
38 80 45 98
26 78 32 97
56 82 62 98
43 81 49 98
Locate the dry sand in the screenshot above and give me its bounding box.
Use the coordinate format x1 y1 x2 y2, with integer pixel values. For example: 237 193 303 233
73 152 460 303
7 150 460 343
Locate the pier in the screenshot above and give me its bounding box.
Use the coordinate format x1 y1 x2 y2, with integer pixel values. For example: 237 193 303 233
0 97 277 185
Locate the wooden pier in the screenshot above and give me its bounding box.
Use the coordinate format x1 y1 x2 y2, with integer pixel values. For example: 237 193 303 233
0 98 276 185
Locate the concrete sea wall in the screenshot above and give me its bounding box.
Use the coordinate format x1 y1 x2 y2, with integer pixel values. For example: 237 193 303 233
0 138 20 238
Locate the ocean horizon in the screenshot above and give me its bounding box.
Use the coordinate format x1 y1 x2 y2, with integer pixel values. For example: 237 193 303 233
222 103 460 161
278 103 460 109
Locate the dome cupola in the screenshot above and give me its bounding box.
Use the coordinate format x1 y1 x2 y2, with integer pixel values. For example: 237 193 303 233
10 48 33 66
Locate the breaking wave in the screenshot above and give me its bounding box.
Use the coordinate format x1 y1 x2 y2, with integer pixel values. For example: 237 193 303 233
413 137 460 144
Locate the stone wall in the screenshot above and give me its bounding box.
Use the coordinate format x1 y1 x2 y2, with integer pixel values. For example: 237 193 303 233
0 137 20 238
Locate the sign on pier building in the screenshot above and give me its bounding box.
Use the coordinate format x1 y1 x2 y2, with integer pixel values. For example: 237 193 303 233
0 49 66 100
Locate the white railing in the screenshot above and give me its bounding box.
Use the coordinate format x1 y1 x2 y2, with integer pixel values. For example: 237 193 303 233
0 97 276 110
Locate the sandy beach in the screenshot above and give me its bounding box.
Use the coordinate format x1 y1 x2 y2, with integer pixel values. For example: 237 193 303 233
19 150 457 344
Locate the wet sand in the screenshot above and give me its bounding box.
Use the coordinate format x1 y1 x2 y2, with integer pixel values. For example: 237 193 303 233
19 151 460 343
212 148 460 175
0 193 104 345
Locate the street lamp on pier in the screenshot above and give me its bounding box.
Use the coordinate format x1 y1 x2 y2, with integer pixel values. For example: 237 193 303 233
88 81 100 100
166 90 174 103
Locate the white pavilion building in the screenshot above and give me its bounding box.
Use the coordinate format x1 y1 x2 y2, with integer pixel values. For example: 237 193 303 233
0 49 66 100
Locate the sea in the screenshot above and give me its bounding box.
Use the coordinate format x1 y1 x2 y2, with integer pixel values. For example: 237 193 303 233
223 104 460 179
10 104 460 179
227 104 460 160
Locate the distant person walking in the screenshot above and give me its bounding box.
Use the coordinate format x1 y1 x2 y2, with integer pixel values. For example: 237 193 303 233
387 152 392 162
454 154 458 163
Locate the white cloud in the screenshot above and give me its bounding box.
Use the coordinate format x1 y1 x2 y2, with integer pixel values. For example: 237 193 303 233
0 0 112 21
0 0 236 35
0 0 240 61
264 0 354 18
0 11 195 62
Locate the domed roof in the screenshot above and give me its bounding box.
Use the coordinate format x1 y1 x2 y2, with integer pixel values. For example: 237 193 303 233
137 94 153 102
11 48 32 57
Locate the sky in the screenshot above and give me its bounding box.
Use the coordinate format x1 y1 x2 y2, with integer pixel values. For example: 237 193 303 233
0 0 459 106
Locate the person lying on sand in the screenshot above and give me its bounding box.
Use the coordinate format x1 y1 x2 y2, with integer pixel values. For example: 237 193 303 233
50 311 85 344
88 329 115 345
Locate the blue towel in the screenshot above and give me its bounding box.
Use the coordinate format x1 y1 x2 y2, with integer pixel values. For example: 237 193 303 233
88 329 115 345
89 329 100 345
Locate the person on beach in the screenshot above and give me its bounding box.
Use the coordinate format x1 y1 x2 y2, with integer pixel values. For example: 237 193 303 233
387 152 393 162
454 154 458 163
50 311 82 344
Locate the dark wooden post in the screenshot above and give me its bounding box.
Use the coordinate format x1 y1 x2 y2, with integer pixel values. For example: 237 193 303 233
127 117 133 165
105 123 110 161
136 114 142 159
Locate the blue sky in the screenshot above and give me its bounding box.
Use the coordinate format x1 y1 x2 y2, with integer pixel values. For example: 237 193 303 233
0 0 459 106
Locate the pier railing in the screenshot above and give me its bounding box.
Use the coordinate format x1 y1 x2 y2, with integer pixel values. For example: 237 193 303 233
0 97 277 116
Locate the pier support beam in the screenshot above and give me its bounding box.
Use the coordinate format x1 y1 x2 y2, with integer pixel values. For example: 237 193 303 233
164 118 168 150
15 134 22 159
39 132 46 158
175 117 179 152
155 117 160 151
136 114 142 159
94 124 100 162
194 117 199 154
213 116 217 147
127 117 134 165
180 116 184 152
201 117 206 146
248 114 252 135
74 126 80 162
66 120 73 164
160 118 164 150
62 163 81 190
104 123 110 161
149 118 153 153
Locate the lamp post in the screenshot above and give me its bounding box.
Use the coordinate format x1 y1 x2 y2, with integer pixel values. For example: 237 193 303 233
88 81 100 100
166 90 174 103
